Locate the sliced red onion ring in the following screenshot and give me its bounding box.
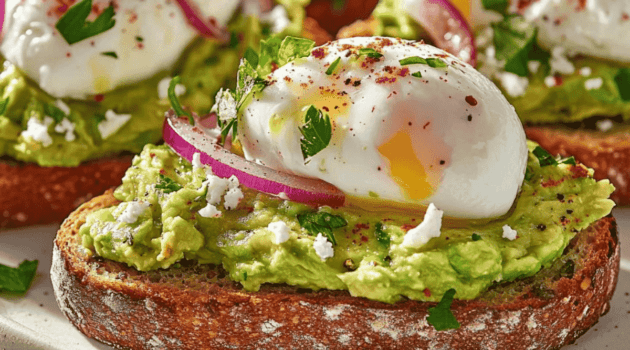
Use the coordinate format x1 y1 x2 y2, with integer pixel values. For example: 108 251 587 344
175 0 229 43
163 111 346 207
405 0 476 66
0 1 4 34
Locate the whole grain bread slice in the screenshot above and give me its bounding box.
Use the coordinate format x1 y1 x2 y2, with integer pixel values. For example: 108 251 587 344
51 191 619 350
0 157 132 229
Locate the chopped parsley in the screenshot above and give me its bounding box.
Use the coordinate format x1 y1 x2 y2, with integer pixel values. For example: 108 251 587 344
614 68 630 101
135 36 144 42
43 103 67 123
427 288 460 331
374 223 391 249
472 233 482 241
299 105 332 162
399 56 447 68
244 47 259 68
524 166 534 181
297 212 347 245
411 71 423 78
491 15 547 77
0 260 38 293
532 146 576 167
0 97 9 116
481 0 509 15
326 57 341 75
101 51 118 59
168 76 193 124
358 48 383 59
155 174 183 194
55 0 116 45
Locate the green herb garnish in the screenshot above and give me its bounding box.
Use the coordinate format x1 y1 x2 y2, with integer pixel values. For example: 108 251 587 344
472 233 482 241
492 16 539 77
326 57 341 75
168 76 193 124
299 105 332 162
297 212 347 245
481 0 509 15
101 51 118 59
614 68 630 101
524 167 534 181
155 174 183 193
358 48 383 59
55 0 116 45
0 260 38 293
399 56 447 68
135 36 144 42
244 47 259 68
411 71 423 78
533 146 576 167
375 223 391 249
427 288 460 331
0 97 9 116
43 103 67 123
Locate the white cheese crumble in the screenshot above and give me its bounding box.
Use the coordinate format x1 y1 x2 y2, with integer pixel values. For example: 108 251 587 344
502 225 518 240
98 110 132 139
579 67 592 77
527 60 541 74
192 152 204 170
402 203 444 247
584 77 603 90
54 118 76 142
157 77 186 100
224 176 244 210
313 233 334 261
549 47 575 75
118 201 150 224
21 116 54 147
268 221 291 244
55 99 70 115
205 176 230 205
596 119 614 132
199 203 222 218
498 72 529 97
544 76 557 87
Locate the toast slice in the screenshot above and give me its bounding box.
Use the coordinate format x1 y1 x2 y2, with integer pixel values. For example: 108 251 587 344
51 191 620 350
0 157 131 229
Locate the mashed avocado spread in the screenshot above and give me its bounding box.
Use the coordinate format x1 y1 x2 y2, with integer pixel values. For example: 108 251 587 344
0 2 308 167
80 142 614 303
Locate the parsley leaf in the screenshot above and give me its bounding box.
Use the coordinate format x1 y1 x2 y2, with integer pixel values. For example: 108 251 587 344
299 105 332 162
155 174 183 193
278 37 316 66
614 68 630 101
492 16 539 77
244 47 259 68
326 57 341 75
101 51 118 59
524 166 534 181
55 0 116 45
297 212 347 245
399 56 447 68
411 71 422 78
532 146 575 167
0 260 38 293
0 97 9 116
168 76 193 124
375 223 391 249
482 0 509 15
43 103 67 123
427 288 460 331
472 233 482 241
358 48 383 59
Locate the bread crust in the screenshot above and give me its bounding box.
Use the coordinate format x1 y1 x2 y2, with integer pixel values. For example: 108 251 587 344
0 157 131 229
525 126 630 205
51 192 620 350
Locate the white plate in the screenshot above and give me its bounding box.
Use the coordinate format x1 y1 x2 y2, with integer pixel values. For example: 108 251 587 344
1 210 630 350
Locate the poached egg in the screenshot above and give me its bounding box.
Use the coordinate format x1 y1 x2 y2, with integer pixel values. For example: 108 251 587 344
238 37 528 219
1 0 240 99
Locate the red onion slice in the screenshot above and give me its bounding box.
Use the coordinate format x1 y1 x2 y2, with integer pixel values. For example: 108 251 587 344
175 0 229 43
0 1 4 34
405 0 476 66
163 111 346 207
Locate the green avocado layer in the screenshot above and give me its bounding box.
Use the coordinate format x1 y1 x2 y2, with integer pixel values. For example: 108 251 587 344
80 142 614 303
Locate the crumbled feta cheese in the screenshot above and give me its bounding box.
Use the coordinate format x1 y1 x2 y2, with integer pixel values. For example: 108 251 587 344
268 221 290 244
199 203 222 218
313 233 334 261
502 225 518 240
118 201 150 224
98 110 132 139
596 119 613 132
549 47 575 75
55 99 71 115
484 46 497 65
54 117 76 142
260 5 290 33
402 203 444 248
157 77 186 99
544 76 557 87
584 77 603 90
192 152 203 170
224 187 244 210
21 116 54 147
498 72 529 97
227 175 240 189
579 67 592 77
205 175 230 205
527 61 541 74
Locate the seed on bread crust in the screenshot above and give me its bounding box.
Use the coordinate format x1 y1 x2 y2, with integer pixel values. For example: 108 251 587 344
51 191 619 350
0 157 131 229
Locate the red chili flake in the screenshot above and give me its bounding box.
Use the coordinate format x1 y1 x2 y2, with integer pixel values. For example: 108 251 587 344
465 95 478 106
398 68 409 77
149 153 156 158
383 66 394 74
94 94 105 102
361 236 369 242
352 223 370 234
136 42 144 49
283 76 292 82
311 47 326 59
554 75 564 86
129 12 138 24
423 288 431 297
553 18 563 26
322 106 330 112
66 52 71 58
375 76 396 84
570 165 589 179
271 62 279 72
541 177 565 188
423 122 430 129
159 169 166 175
623 13 630 21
